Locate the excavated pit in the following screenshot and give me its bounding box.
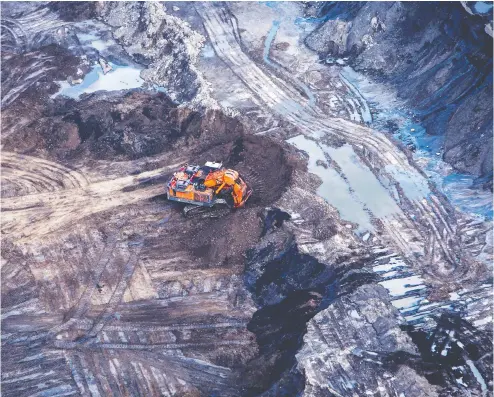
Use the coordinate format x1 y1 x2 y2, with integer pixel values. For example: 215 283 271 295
5 87 486 394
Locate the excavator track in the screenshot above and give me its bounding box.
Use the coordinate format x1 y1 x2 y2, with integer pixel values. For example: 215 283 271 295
183 199 231 219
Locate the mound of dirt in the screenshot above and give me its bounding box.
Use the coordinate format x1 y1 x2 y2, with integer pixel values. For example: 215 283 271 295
3 91 248 162
193 134 294 207
159 134 296 268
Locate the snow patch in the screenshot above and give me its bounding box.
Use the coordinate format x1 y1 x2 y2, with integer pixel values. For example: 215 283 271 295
378 275 426 297
466 360 488 396
391 296 424 310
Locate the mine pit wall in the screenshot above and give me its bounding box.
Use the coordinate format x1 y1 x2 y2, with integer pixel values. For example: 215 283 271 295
240 207 493 397
238 212 365 396
304 1 493 185
237 206 412 396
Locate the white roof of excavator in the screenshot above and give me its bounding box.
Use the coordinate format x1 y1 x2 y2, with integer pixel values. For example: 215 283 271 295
205 161 222 169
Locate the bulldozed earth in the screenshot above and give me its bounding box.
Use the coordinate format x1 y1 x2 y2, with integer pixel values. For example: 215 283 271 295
1 2 492 397
3 89 491 397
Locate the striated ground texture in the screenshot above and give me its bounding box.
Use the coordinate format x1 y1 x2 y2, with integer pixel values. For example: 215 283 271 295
1 2 492 397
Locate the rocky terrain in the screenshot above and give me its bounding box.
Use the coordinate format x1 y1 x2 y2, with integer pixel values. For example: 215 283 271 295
1 2 492 397
304 1 493 184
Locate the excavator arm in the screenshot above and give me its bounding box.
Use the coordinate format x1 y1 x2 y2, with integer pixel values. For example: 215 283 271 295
204 169 252 208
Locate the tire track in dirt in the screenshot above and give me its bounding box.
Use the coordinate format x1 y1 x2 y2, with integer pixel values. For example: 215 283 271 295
1 7 70 51
64 349 237 396
1 18 28 51
70 321 249 333
1 162 176 241
198 3 472 279
1 7 74 108
84 243 143 339
1 151 89 197
45 230 124 339
54 339 252 351
0 53 56 108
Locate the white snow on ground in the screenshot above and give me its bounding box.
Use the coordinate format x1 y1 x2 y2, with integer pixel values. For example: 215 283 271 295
76 32 117 52
373 256 406 272
379 275 427 296
456 376 468 387
200 43 216 58
387 276 493 331
473 316 492 327
466 360 488 396
449 292 461 300
71 19 119 52
391 296 425 310
90 39 112 52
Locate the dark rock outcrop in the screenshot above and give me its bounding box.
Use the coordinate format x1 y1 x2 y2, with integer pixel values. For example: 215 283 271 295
305 2 493 183
48 1 98 22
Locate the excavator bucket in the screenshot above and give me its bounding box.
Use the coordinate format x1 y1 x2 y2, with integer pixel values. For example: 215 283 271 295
243 187 253 205
236 187 253 208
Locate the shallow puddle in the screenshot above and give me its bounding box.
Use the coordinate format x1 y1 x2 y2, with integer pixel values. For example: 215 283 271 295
287 135 374 233
53 63 145 99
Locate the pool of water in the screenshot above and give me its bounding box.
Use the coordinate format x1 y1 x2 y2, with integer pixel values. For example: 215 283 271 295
52 62 145 99
473 1 493 14
53 21 170 100
288 135 378 233
325 143 401 219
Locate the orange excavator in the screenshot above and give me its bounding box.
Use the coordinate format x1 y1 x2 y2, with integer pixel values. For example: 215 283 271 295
166 162 252 217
